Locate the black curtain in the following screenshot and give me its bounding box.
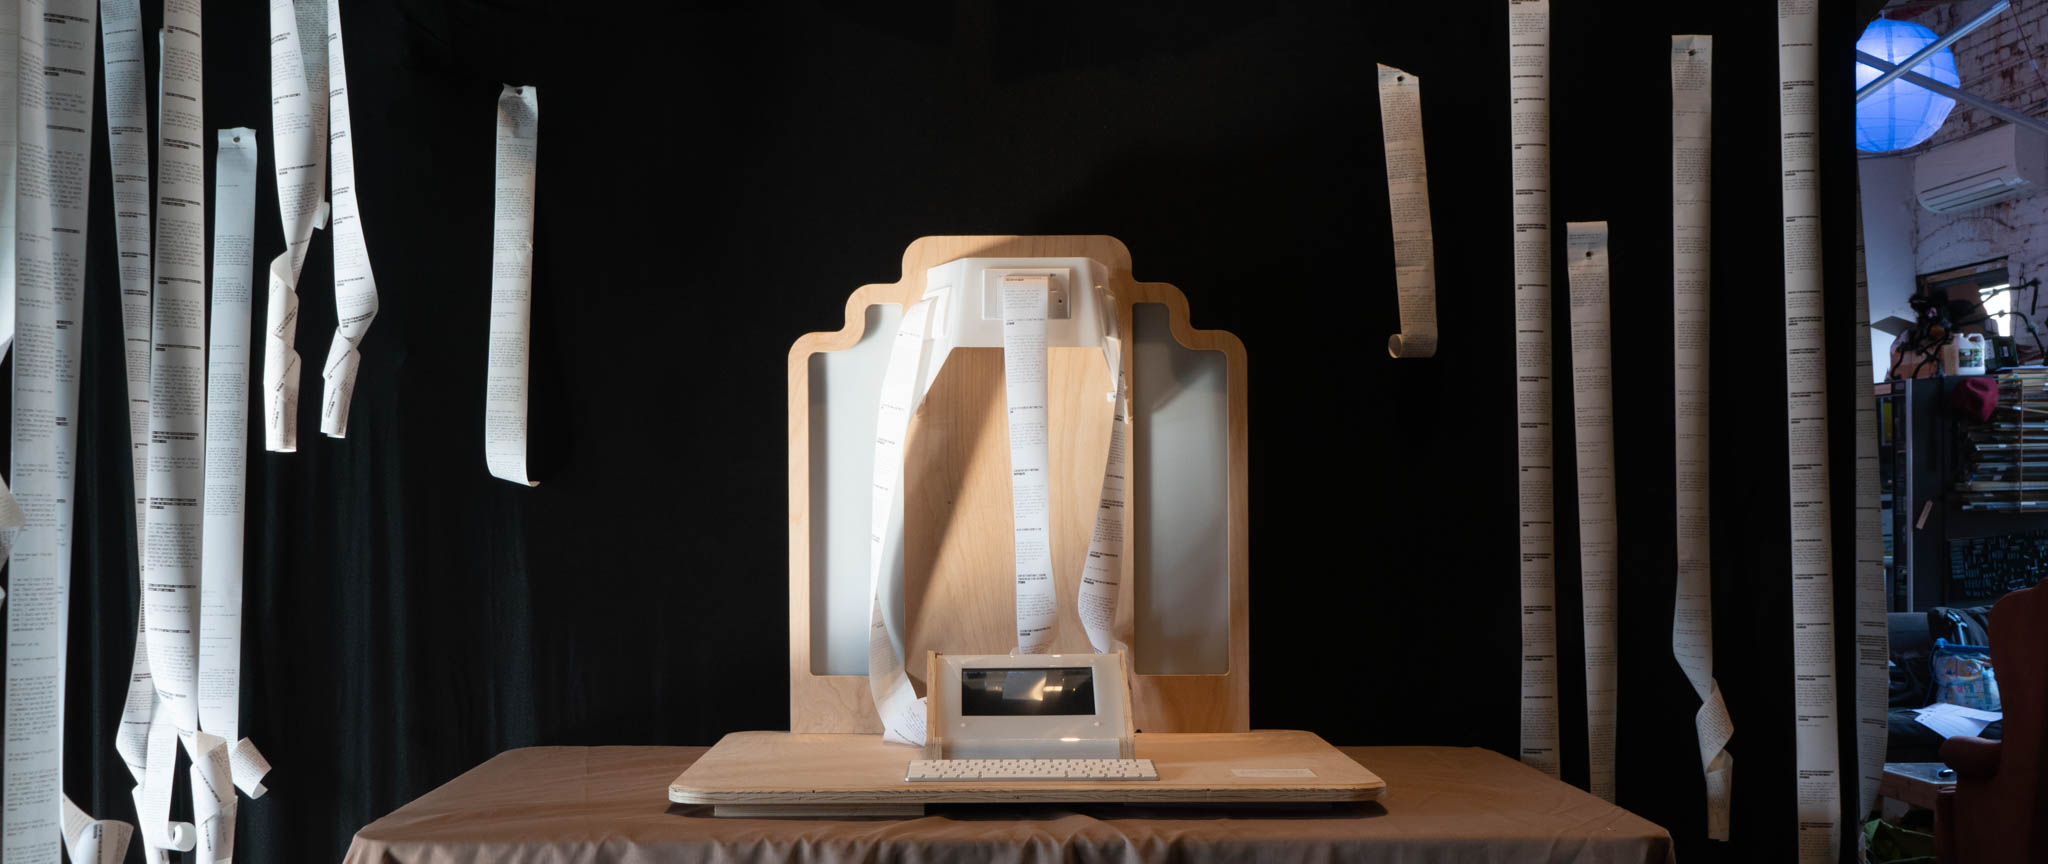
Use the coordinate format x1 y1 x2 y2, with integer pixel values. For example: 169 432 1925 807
25 1 1865 861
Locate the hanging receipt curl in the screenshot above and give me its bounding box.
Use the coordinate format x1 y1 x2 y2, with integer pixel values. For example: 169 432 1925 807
1379 64 1437 359
487 85 541 486
263 0 330 452
320 0 380 438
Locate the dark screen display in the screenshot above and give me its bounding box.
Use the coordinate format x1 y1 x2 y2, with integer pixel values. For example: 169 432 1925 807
960 667 1096 716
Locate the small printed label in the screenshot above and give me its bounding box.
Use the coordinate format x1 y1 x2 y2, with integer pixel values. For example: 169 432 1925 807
1231 768 1317 778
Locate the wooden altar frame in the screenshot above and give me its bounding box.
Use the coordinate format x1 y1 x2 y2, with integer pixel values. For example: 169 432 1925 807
786 235 1249 734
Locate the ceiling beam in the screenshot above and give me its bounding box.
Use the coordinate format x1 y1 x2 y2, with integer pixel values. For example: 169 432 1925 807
1856 49 2048 138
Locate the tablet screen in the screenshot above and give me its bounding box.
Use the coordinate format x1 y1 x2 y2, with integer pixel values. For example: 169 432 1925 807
960 667 1096 716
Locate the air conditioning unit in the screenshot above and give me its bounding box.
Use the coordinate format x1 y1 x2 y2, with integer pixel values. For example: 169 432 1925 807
1916 124 2048 213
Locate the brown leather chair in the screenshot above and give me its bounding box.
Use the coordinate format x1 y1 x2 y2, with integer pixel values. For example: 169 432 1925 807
1938 579 2047 863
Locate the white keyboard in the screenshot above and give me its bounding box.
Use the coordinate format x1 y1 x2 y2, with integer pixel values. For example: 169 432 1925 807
905 758 1158 782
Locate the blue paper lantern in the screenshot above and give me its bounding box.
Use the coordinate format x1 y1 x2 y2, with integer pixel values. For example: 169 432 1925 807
1856 19 1961 153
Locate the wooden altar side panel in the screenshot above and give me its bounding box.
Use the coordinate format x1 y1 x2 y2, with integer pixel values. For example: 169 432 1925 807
788 236 1247 734
1122 278 1250 733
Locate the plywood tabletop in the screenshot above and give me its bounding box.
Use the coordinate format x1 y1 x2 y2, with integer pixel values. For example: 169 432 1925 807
670 730 1384 806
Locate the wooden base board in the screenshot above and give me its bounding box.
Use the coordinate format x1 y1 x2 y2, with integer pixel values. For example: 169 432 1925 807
711 803 927 818
671 730 1384 815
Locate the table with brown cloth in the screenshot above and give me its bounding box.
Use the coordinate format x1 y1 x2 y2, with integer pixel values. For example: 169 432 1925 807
344 744 1674 863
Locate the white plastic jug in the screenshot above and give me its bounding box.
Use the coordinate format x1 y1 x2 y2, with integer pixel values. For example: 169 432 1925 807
1956 332 1988 376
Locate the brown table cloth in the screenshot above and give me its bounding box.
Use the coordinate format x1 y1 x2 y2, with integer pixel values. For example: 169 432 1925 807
345 745 1673 863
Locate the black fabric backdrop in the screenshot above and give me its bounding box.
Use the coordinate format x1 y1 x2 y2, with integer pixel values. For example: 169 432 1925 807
9 1 1871 861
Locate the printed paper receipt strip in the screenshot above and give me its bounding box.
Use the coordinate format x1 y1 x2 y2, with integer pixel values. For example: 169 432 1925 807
0 0 10 544
115 8 187 864
1566 222 1617 804
145 7 243 864
1671 32 1733 841
0 0 10 371
0 0 17 564
319 0 378 438
4 3 100 862
96 7 183 858
199 130 272 863
863 277 1131 745
135 34 198 864
1508 0 1559 779
1379 63 1437 359
263 0 329 452
487 85 540 486
1779 3 1842 862
1384 62 1433 356
864 298 937 745
146 0 208 753
1001 278 1058 652
103 0 151 577
0 0 19 530
1076 335 1128 656
0 0 11 383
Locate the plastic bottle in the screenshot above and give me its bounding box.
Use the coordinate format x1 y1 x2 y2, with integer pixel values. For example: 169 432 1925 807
1956 332 1988 376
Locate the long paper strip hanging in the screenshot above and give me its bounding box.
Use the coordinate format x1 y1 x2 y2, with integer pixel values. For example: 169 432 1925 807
996 274 1130 655
101 5 193 861
863 296 939 746
145 0 208 748
1851 200 1888 827
142 8 229 864
203 128 269 780
133 29 180 864
1379 63 1437 359
320 0 378 437
144 9 255 864
103 0 153 584
1076 306 1129 656
1671 32 1733 842
0 0 18 529
3 3 101 861
101 0 153 761
263 0 329 452
132 32 195 862
1001 277 1059 653
487 85 540 485
1777 2 1842 861
0 0 13 367
1567 221 1617 803
1508 0 1559 779
198 129 271 864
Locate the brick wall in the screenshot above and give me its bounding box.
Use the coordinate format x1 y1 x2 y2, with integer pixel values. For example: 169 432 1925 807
1917 2 2048 150
1902 3 2048 338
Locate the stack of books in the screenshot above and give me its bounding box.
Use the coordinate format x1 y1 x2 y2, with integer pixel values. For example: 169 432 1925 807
1958 366 2048 511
